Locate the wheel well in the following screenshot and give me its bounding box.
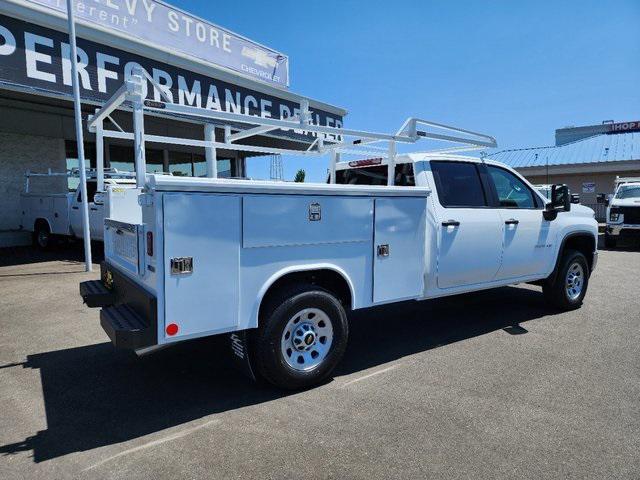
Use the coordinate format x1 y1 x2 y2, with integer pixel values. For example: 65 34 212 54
259 269 353 322
563 233 596 270
34 218 50 233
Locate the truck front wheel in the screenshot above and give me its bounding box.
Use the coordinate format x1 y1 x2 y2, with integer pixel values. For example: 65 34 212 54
604 233 617 249
252 284 349 390
543 249 589 311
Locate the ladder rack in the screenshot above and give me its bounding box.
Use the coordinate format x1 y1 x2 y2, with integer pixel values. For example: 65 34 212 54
88 67 497 188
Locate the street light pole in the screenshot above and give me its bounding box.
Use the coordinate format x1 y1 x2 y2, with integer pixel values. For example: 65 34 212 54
66 0 92 272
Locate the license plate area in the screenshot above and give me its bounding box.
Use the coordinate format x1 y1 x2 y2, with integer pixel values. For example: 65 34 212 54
105 219 142 275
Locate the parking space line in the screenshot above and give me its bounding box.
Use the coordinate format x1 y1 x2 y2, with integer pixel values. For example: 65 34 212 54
341 365 399 387
82 419 220 472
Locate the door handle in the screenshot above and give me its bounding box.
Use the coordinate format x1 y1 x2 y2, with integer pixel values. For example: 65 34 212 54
441 220 460 227
377 244 390 257
72 206 79 210
504 219 519 225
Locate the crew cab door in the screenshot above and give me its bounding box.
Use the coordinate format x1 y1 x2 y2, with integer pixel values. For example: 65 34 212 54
429 161 503 289
485 165 553 279
70 181 99 238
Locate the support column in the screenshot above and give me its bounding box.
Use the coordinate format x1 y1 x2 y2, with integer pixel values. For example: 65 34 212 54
162 149 169 173
95 109 104 191
204 124 217 178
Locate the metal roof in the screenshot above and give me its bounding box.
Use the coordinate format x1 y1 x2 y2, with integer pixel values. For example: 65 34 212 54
489 132 640 168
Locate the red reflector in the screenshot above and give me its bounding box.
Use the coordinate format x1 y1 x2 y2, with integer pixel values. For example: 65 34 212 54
146 231 153 257
348 158 383 168
166 323 179 336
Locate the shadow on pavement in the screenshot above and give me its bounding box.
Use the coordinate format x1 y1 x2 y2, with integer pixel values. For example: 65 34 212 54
0 243 104 268
0 285 553 463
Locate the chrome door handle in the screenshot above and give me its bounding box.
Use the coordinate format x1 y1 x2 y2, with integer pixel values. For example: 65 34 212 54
377 244 390 257
505 219 519 225
441 220 460 227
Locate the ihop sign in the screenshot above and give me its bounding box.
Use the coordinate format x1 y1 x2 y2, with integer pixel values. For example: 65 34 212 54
608 121 640 134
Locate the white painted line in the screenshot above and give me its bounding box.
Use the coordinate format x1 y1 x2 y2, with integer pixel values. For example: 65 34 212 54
83 418 220 472
341 365 399 387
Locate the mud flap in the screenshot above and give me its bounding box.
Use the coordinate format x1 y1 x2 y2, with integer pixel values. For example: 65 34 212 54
228 330 256 381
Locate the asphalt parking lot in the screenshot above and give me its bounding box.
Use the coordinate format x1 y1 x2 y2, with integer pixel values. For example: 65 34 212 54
0 241 639 479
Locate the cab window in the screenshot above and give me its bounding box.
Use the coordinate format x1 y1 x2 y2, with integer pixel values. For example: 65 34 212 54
334 163 415 186
76 181 98 203
487 166 536 208
430 161 488 207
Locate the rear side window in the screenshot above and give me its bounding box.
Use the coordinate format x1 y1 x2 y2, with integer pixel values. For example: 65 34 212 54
431 161 487 207
334 163 415 186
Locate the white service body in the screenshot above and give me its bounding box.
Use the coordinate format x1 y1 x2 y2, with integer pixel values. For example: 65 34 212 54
21 179 141 242
100 155 598 347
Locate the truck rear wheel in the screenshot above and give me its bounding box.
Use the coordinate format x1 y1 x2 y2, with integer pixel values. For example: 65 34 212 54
252 284 349 390
33 221 52 250
543 249 589 311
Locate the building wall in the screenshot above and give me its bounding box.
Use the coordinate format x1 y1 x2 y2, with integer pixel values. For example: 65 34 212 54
522 170 640 204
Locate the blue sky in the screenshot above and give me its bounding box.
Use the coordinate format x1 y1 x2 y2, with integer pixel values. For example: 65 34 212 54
175 0 640 181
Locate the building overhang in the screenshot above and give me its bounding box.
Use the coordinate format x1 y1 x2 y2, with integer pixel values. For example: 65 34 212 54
515 159 640 176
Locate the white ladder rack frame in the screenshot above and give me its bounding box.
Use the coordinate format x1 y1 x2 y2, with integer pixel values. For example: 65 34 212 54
88 68 497 188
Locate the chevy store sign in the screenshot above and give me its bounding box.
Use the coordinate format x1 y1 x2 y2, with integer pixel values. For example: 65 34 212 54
20 0 289 87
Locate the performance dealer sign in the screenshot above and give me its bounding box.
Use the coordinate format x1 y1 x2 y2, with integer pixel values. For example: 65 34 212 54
21 0 289 87
0 14 343 131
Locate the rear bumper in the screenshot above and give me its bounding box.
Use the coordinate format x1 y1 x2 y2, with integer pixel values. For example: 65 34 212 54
79 262 157 349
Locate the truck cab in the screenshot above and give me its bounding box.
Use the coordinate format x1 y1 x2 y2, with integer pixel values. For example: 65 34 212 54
605 177 640 248
336 154 597 295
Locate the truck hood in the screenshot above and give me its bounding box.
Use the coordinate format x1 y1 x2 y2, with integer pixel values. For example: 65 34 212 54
570 204 596 218
610 198 640 207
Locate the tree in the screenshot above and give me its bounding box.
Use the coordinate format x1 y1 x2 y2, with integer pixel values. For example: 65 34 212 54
294 169 306 183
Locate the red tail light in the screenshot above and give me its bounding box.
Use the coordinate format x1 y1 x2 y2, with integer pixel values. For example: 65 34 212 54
146 231 153 257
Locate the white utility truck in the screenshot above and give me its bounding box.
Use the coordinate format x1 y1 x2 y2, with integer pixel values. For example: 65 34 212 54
604 177 640 248
20 169 142 248
79 73 598 390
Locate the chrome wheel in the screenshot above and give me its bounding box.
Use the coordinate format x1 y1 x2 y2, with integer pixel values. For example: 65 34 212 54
37 230 49 248
280 308 333 371
565 262 584 301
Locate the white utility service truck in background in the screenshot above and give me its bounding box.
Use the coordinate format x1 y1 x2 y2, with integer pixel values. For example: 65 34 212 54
80 73 598 390
604 177 640 248
20 169 142 248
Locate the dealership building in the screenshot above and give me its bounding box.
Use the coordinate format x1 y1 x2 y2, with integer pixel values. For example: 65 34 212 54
490 121 640 218
0 0 346 246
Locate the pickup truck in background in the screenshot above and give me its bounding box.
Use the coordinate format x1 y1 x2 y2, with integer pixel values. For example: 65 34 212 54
20 170 142 248
81 154 598 390
605 176 640 248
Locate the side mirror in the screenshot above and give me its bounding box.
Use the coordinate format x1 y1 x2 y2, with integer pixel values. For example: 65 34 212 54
543 184 570 221
93 191 105 205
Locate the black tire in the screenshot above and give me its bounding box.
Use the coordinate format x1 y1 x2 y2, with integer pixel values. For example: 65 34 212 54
251 284 349 390
543 249 589 311
604 233 617 249
33 221 52 250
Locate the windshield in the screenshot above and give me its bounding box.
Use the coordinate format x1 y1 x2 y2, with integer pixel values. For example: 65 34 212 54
615 185 640 199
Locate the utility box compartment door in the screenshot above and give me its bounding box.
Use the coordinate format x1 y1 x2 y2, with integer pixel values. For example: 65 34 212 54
373 198 426 303
163 193 241 339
